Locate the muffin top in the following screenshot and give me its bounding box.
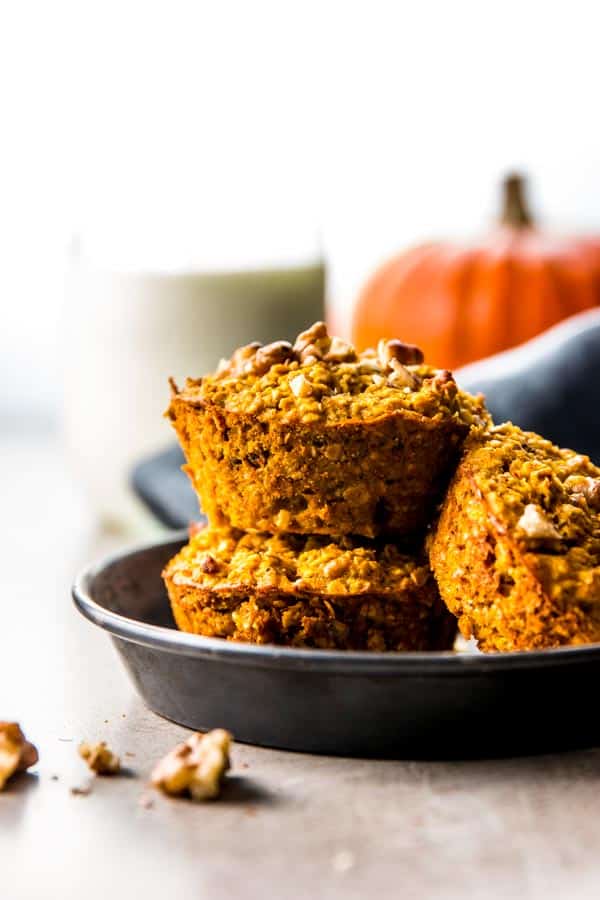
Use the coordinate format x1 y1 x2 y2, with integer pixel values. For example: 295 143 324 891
175 322 489 427
165 525 433 597
460 423 600 559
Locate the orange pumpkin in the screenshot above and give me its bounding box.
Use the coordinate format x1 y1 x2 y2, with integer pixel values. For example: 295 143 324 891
352 174 600 369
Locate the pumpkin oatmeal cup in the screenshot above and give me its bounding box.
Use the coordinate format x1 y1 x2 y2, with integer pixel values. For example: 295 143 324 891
167 322 489 538
428 423 600 652
163 525 456 651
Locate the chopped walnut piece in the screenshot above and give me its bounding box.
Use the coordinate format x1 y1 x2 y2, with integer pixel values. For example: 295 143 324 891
200 553 220 575
350 359 382 376
294 321 333 363
565 475 600 512
564 475 598 509
516 504 562 541
151 729 232 802
251 341 295 375
580 478 600 510
324 336 357 363
290 373 313 398
564 454 589 474
298 346 322 365
377 338 424 368
221 342 261 377
0 722 38 790
293 321 328 353
387 359 419 389
430 369 454 388
78 741 121 775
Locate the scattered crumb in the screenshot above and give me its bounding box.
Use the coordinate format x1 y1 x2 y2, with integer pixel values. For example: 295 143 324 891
0 722 39 790
241 762 249 769
151 729 232 802
138 793 154 809
79 741 121 775
125 752 136 758
50 774 59 781
70 783 93 797
245 806 257 817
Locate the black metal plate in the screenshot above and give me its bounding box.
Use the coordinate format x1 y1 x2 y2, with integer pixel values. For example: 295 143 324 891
73 533 600 759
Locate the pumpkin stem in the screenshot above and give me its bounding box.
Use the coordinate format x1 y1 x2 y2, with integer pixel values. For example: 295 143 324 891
500 173 533 227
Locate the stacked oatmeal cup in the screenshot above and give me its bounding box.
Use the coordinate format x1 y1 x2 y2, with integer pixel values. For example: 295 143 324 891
163 322 489 651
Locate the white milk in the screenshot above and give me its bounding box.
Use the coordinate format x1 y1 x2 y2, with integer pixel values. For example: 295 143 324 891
63 261 325 530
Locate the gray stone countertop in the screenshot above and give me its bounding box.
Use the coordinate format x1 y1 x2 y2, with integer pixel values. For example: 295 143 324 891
3 434 600 900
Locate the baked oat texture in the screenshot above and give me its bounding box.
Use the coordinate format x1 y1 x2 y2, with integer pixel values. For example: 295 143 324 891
428 423 600 652
167 322 489 538
163 526 456 651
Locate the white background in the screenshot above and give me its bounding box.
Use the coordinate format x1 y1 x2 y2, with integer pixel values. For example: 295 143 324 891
2 0 600 422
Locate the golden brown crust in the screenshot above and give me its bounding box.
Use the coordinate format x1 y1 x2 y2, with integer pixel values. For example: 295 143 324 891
428 423 600 651
163 527 456 651
170 396 475 538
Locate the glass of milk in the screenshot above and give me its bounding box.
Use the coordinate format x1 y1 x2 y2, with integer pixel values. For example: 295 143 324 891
62 221 325 532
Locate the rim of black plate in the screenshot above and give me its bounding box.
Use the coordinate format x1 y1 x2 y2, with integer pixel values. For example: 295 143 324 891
72 531 600 675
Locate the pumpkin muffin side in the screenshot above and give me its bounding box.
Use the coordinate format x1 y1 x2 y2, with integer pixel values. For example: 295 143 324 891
163 525 456 651
428 423 600 652
167 322 490 538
